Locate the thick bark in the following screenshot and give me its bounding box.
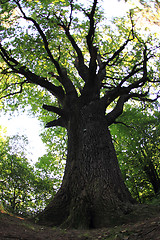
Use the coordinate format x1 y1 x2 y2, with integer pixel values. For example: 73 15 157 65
38 101 136 229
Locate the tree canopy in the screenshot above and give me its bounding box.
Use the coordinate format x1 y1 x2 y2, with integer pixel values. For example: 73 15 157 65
0 0 159 119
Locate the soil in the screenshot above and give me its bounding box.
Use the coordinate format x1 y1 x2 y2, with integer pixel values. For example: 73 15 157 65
0 208 160 240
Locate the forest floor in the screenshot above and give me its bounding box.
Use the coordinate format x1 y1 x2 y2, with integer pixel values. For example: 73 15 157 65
0 208 160 240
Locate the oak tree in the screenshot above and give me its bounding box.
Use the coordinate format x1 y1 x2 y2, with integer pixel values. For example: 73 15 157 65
0 0 160 228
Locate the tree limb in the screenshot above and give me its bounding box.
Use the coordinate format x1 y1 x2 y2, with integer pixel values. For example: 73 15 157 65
117 45 151 92
43 104 66 117
14 0 78 98
0 80 26 99
104 37 132 67
45 117 67 128
0 43 65 104
68 0 74 30
85 0 98 79
130 92 160 102
106 95 130 126
85 0 97 54
119 65 143 87
113 121 136 129
97 59 106 82
74 57 89 82
101 73 148 109
53 13 89 82
97 34 134 83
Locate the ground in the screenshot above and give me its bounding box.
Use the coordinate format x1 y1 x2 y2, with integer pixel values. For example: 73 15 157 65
0 207 160 240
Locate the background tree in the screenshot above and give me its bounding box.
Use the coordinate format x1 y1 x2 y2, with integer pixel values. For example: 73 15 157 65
0 131 57 216
126 0 160 28
0 0 160 228
111 105 160 203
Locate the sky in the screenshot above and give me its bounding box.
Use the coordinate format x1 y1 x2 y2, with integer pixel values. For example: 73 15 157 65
0 0 137 162
0 113 46 162
103 0 131 17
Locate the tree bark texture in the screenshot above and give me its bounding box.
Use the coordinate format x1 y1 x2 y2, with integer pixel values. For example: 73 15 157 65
38 101 136 229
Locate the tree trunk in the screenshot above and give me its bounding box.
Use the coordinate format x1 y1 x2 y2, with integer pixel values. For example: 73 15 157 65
144 161 160 194
38 101 136 229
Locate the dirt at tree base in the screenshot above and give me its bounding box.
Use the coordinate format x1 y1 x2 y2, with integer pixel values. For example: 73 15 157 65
0 209 160 240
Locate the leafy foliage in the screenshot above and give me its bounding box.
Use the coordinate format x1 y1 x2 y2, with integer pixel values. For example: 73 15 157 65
111 105 160 203
0 129 60 216
0 1 159 112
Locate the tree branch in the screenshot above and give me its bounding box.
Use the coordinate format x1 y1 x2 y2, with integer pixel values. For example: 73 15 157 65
53 12 89 82
106 95 130 126
113 121 136 129
130 92 160 102
74 57 89 82
117 45 150 94
85 0 97 54
97 34 134 83
143 45 148 78
101 74 147 110
0 43 65 104
15 1 55 64
104 36 132 67
85 0 98 79
68 0 74 30
14 0 78 98
0 80 26 99
43 104 66 117
45 117 67 128
119 65 143 87
97 54 106 82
